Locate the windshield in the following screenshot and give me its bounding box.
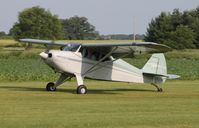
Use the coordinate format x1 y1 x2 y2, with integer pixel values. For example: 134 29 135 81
63 43 81 52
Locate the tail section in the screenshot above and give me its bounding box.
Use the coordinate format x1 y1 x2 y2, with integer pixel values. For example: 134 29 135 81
143 53 167 76
142 54 168 84
142 53 180 92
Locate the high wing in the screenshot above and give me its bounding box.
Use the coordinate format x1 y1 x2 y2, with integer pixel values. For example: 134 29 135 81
81 42 171 58
19 39 68 46
19 39 171 58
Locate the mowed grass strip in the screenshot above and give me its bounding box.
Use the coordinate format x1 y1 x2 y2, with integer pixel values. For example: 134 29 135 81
0 81 198 128
0 40 17 46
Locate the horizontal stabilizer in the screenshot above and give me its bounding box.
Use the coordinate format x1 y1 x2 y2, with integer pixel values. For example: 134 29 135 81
167 74 180 79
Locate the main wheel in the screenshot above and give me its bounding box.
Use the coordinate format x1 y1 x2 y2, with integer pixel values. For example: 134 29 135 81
77 85 87 94
46 82 56 91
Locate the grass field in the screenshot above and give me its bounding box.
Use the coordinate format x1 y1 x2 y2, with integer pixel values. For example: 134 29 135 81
0 80 198 128
0 39 17 46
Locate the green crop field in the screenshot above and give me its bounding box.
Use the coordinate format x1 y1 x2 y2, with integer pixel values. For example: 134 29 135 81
0 39 199 80
0 81 198 128
0 49 199 81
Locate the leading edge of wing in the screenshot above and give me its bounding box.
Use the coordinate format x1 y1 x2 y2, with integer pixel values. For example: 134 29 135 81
19 39 68 46
19 39 172 53
82 42 172 53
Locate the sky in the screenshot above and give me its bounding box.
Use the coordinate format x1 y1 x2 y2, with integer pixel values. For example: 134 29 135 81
0 0 199 35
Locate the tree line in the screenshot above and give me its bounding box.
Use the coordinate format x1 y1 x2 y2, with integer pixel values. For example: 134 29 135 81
101 34 145 40
0 31 12 39
6 6 145 41
1 6 199 49
145 7 199 49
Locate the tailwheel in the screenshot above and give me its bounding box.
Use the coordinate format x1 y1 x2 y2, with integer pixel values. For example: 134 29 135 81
157 88 163 92
77 85 87 94
46 82 56 91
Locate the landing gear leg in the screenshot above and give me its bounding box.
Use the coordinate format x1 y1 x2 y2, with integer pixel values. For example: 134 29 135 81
75 74 87 94
151 83 163 92
46 73 69 92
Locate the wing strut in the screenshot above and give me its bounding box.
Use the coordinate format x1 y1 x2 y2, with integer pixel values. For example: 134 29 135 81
82 47 118 76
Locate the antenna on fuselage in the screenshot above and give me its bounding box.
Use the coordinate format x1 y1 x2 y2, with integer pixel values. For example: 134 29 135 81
133 17 136 42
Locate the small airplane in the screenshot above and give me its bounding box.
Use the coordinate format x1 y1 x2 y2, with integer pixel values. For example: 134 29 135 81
19 39 179 94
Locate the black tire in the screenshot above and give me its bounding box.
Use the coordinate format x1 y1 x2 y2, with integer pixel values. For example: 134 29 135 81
46 82 56 91
158 88 163 92
77 85 87 94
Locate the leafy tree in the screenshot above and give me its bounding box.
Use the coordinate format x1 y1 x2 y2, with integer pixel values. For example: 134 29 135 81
163 25 195 49
10 6 63 40
188 7 199 48
171 9 183 30
145 12 172 43
145 7 199 49
61 16 99 40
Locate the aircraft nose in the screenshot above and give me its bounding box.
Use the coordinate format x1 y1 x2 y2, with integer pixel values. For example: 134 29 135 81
39 52 48 59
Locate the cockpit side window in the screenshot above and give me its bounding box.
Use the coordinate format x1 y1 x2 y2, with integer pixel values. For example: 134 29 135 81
82 48 88 57
80 48 111 61
63 43 81 52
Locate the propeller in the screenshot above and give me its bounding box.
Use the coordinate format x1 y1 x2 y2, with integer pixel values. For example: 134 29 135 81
32 57 43 70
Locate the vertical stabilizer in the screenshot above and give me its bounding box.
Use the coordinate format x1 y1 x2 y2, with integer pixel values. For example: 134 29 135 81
142 53 167 76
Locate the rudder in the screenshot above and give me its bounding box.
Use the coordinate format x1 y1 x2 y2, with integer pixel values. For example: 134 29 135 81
142 53 167 77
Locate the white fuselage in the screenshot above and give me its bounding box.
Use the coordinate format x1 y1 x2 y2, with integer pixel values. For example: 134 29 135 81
40 50 144 83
